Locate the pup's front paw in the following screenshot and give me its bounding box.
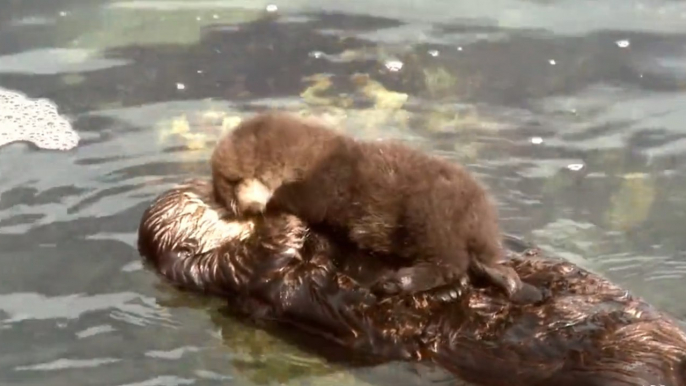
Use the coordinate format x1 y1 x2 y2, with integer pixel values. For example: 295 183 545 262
370 276 404 297
421 279 469 303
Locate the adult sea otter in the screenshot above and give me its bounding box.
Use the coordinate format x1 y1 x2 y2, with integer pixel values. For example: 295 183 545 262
137 179 686 386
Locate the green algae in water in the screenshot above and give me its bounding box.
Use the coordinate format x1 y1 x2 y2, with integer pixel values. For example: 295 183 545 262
72 7 265 50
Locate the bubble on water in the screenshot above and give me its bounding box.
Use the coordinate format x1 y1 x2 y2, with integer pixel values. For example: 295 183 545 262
0 87 79 151
615 39 630 48
384 60 403 72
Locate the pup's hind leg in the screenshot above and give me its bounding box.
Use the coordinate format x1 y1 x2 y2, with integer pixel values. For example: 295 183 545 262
347 214 397 255
370 261 469 302
470 260 543 304
235 178 273 215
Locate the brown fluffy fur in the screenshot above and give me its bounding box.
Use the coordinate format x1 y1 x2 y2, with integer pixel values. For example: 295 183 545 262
210 111 540 303
137 179 686 386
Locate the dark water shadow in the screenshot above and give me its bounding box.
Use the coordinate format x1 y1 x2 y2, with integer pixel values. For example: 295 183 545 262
152 285 460 386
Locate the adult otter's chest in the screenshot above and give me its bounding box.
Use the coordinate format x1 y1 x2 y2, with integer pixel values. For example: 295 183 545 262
139 181 686 386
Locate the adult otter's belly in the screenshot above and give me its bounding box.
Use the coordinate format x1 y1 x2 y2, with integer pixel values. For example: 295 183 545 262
137 179 686 386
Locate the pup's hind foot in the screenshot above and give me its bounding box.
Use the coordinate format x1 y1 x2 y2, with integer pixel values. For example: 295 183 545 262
512 282 545 304
370 263 458 299
475 262 544 304
235 178 272 215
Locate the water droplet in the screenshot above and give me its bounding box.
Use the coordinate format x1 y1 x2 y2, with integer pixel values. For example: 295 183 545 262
428 49 439 57
309 51 324 59
616 39 630 48
384 60 403 72
530 137 543 145
567 163 584 171
176 83 186 90
266 4 278 12
549 59 556 65
457 46 463 51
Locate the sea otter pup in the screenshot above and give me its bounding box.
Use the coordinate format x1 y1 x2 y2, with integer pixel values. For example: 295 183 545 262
138 179 686 386
210 111 541 304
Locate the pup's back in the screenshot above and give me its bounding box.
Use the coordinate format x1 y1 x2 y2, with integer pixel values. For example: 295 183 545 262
340 140 502 263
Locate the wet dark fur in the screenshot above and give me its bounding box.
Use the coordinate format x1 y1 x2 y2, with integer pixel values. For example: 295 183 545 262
210 111 540 303
138 179 686 386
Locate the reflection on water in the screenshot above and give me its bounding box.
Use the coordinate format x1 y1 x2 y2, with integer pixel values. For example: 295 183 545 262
2 0 686 384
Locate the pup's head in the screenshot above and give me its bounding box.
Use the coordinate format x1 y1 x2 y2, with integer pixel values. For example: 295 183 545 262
210 115 263 212
210 140 244 214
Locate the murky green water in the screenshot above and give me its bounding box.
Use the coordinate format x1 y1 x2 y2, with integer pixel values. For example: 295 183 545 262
2 0 686 385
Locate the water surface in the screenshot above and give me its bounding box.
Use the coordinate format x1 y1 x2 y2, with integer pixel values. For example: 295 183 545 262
2 0 686 385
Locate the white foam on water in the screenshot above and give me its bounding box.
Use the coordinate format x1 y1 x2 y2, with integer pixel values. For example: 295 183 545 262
0 87 79 151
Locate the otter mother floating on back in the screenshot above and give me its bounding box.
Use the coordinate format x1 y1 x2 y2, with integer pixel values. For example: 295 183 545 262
138 179 686 386
210 111 541 303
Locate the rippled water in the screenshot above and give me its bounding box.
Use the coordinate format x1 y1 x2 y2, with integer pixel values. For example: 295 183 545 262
2 0 686 385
